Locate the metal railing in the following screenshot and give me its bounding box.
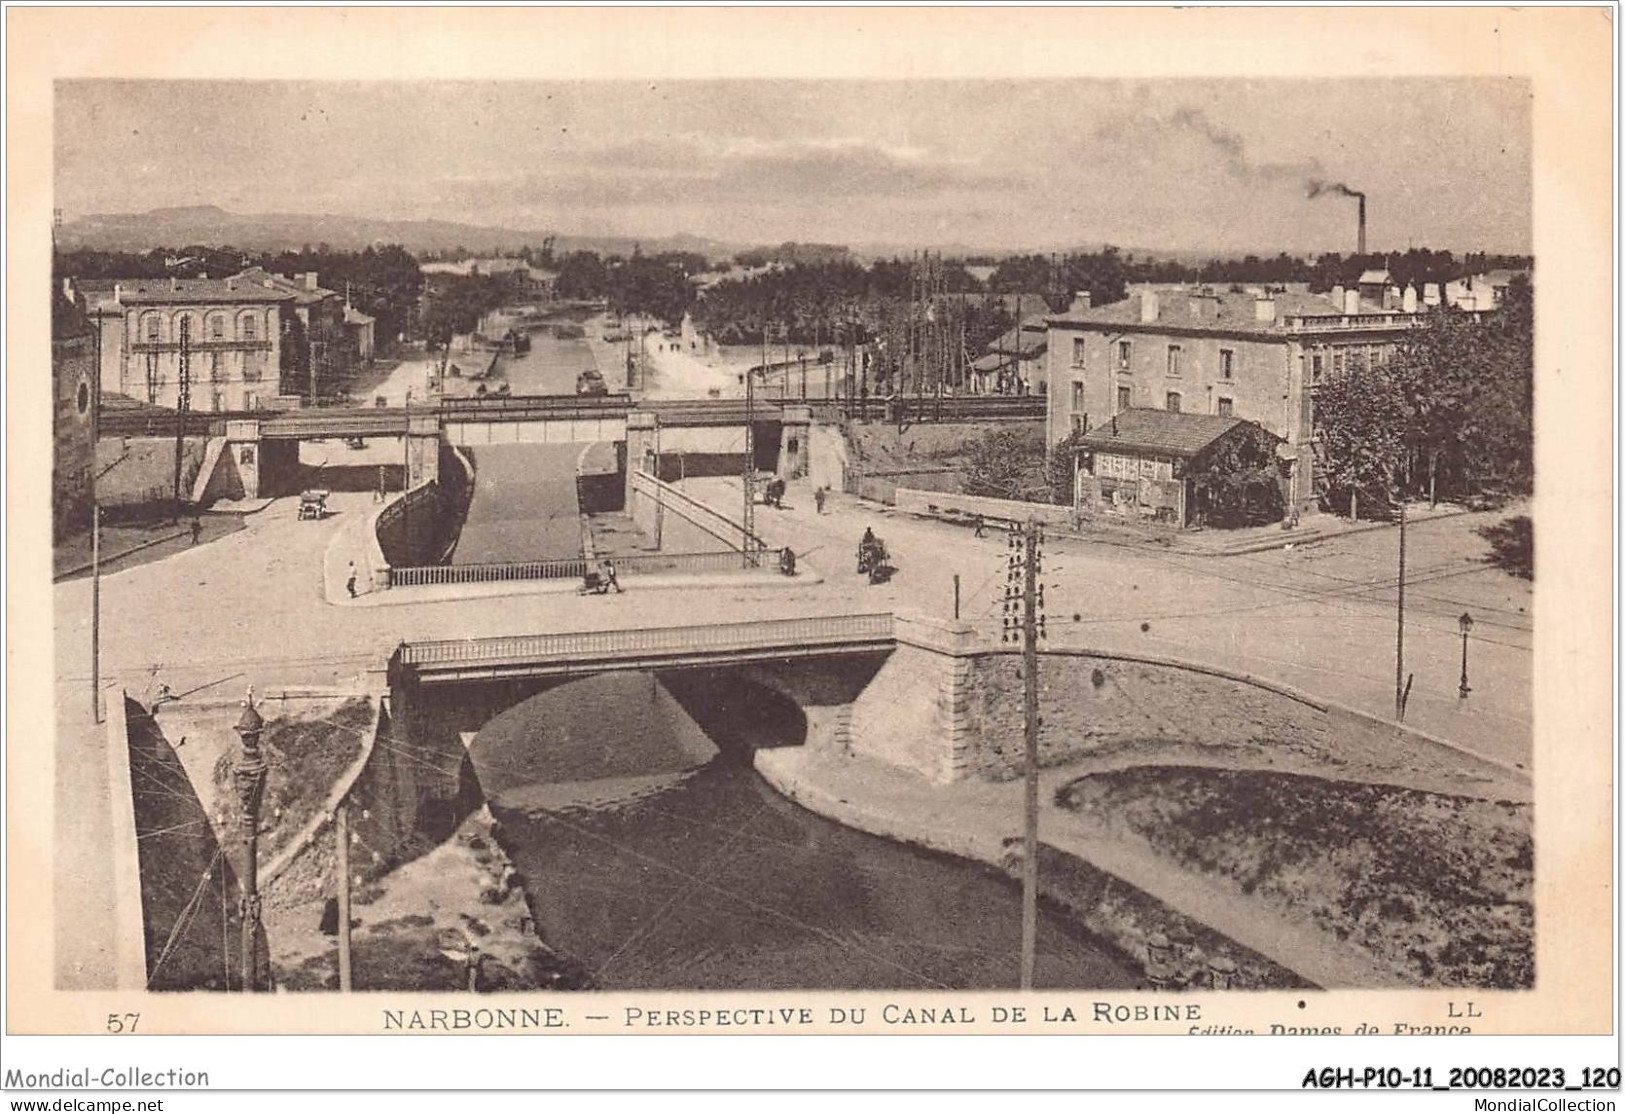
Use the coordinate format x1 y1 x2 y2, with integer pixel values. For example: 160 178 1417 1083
386 548 779 588
396 612 895 668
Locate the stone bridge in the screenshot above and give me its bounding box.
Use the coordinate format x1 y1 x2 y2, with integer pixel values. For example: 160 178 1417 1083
380 612 982 816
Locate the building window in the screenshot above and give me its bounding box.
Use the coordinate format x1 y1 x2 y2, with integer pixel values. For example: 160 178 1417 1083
1219 349 1234 380
1217 396 1234 417
1070 381 1084 411
1117 385 1132 411
1311 353 1324 384
1072 337 1087 368
142 313 161 343
1071 412 1084 433
245 393 260 412
241 314 258 341
1117 340 1131 369
209 353 222 382
1332 349 1345 376
209 314 226 340
1167 344 1182 376
1166 391 1182 413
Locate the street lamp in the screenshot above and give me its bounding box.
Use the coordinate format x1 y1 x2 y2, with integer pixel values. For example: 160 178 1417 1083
1458 612 1474 699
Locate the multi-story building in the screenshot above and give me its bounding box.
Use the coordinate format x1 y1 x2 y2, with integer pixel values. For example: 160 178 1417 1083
1044 283 1436 515
231 268 353 401
67 276 292 412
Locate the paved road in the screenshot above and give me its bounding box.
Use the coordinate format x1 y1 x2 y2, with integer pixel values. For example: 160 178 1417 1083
683 476 1534 769
454 443 588 565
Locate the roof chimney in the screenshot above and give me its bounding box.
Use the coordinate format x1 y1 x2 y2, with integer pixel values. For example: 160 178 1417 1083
1139 291 1159 324
1254 293 1276 322
1343 288 1360 315
170 276 179 292
1422 282 1442 306
1384 285 1401 310
1357 194 1367 257
1402 285 1418 313
227 276 236 291
1330 283 1345 309
113 282 123 304
304 272 319 291
1070 290 1092 313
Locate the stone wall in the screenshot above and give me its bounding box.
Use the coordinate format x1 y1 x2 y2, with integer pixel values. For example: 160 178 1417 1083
961 650 1328 780
627 470 750 553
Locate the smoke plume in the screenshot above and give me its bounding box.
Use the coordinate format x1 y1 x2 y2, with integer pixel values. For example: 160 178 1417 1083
1307 179 1364 200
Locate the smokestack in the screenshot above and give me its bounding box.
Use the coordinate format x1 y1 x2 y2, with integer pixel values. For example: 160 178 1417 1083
1358 194 1366 257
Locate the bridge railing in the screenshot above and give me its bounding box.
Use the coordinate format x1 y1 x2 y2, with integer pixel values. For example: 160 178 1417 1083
396 612 895 668
387 548 781 588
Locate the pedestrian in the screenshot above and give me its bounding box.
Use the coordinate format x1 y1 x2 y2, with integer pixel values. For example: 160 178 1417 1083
973 513 986 538
814 486 827 515
603 558 622 594
189 517 203 546
346 562 358 599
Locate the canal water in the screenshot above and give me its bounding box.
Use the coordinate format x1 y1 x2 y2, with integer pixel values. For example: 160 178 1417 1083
491 312 603 396
482 671 1139 991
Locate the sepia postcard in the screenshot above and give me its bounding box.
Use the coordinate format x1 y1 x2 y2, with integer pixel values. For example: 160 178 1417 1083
3 5 1615 1077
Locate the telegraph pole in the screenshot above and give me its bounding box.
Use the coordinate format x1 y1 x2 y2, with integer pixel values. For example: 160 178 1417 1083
1394 495 1407 720
1004 519 1046 989
172 314 192 518
233 690 268 992
90 302 103 723
743 348 757 569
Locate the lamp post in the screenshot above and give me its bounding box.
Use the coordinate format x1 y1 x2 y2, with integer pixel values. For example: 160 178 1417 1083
1458 612 1474 699
233 690 268 992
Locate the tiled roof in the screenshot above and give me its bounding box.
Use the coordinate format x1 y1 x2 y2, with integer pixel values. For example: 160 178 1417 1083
990 314 1049 357
232 268 337 304
108 277 294 305
1076 408 1271 459
1357 269 1393 285
343 305 376 325
1047 287 1405 336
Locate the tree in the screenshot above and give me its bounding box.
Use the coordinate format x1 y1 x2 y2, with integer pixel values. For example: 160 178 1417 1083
1046 429 1088 506
963 428 1047 502
1313 361 1406 521
1185 424 1286 528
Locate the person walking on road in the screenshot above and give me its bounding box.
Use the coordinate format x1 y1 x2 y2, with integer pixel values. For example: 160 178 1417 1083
190 517 203 546
602 558 623 594
346 562 358 599
814 486 827 515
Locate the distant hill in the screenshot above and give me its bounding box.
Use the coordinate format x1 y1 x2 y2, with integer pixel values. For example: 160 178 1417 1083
56 206 742 262
56 205 1337 267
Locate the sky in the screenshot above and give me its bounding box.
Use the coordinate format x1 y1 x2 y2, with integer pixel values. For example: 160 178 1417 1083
55 78 1532 256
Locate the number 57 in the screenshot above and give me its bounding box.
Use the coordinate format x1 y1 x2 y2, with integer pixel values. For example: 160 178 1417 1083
106 1013 140 1033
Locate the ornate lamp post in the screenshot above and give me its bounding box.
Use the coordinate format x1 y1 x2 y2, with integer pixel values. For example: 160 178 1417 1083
233 690 268 992
1458 612 1475 699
